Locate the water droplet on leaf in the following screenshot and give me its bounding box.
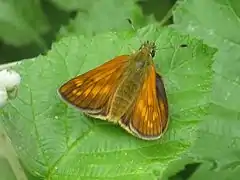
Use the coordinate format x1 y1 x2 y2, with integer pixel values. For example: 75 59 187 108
224 92 231 100
207 29 215 35
187 24 197 32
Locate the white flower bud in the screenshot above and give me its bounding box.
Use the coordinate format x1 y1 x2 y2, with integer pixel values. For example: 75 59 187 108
0 69 21 91
0 87 7 108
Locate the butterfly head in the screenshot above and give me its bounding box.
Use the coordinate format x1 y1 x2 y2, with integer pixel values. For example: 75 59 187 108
139 41 156 58
132 41 156 70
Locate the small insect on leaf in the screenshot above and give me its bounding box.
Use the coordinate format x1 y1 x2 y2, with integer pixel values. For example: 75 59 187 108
180 44 188 47
58 41 169 140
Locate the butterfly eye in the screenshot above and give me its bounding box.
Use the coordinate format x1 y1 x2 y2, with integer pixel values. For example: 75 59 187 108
151 49 155 58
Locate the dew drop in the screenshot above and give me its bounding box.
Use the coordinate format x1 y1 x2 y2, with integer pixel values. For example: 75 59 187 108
235 76 239 82
207 29 215 35
54 116 59 119
17 146 23 151
228 42 235 47
187 24 197 32
224 92 231 100
223 39 229 44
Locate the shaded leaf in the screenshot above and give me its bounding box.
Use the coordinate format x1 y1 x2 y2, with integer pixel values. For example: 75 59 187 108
189 161 240 180
0 0 49 47
57 0 156 38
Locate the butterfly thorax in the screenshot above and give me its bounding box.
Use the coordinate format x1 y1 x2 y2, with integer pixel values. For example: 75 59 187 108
109 46 153 121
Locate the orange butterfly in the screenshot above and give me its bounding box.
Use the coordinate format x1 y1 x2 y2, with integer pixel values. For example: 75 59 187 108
58 41 169 140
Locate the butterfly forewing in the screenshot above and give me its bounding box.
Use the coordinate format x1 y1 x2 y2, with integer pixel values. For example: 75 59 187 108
58 55 129 118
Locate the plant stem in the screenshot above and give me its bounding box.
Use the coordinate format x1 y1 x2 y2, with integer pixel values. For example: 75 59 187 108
0 125 28 180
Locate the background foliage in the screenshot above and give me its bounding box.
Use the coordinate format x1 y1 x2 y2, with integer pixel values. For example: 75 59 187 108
0 0 240 179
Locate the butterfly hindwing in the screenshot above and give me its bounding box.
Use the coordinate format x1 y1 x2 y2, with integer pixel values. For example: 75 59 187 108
120 65 168 140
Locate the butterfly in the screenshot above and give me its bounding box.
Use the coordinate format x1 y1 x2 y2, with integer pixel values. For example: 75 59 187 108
58 41 169 140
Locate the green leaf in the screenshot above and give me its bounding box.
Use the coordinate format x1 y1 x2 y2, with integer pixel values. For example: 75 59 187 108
0 124 27 180
161 156 198 180
0 24 214 179
191 50 240 168
189 162 240 180
0 0 49 47
0 158 16 180
57 0 155 38
50 0 95 11
173 0 240 50
173 0 240 170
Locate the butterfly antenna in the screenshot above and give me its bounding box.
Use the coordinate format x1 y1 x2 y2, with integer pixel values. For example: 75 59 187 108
127 18 136 31
127 18 143 45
